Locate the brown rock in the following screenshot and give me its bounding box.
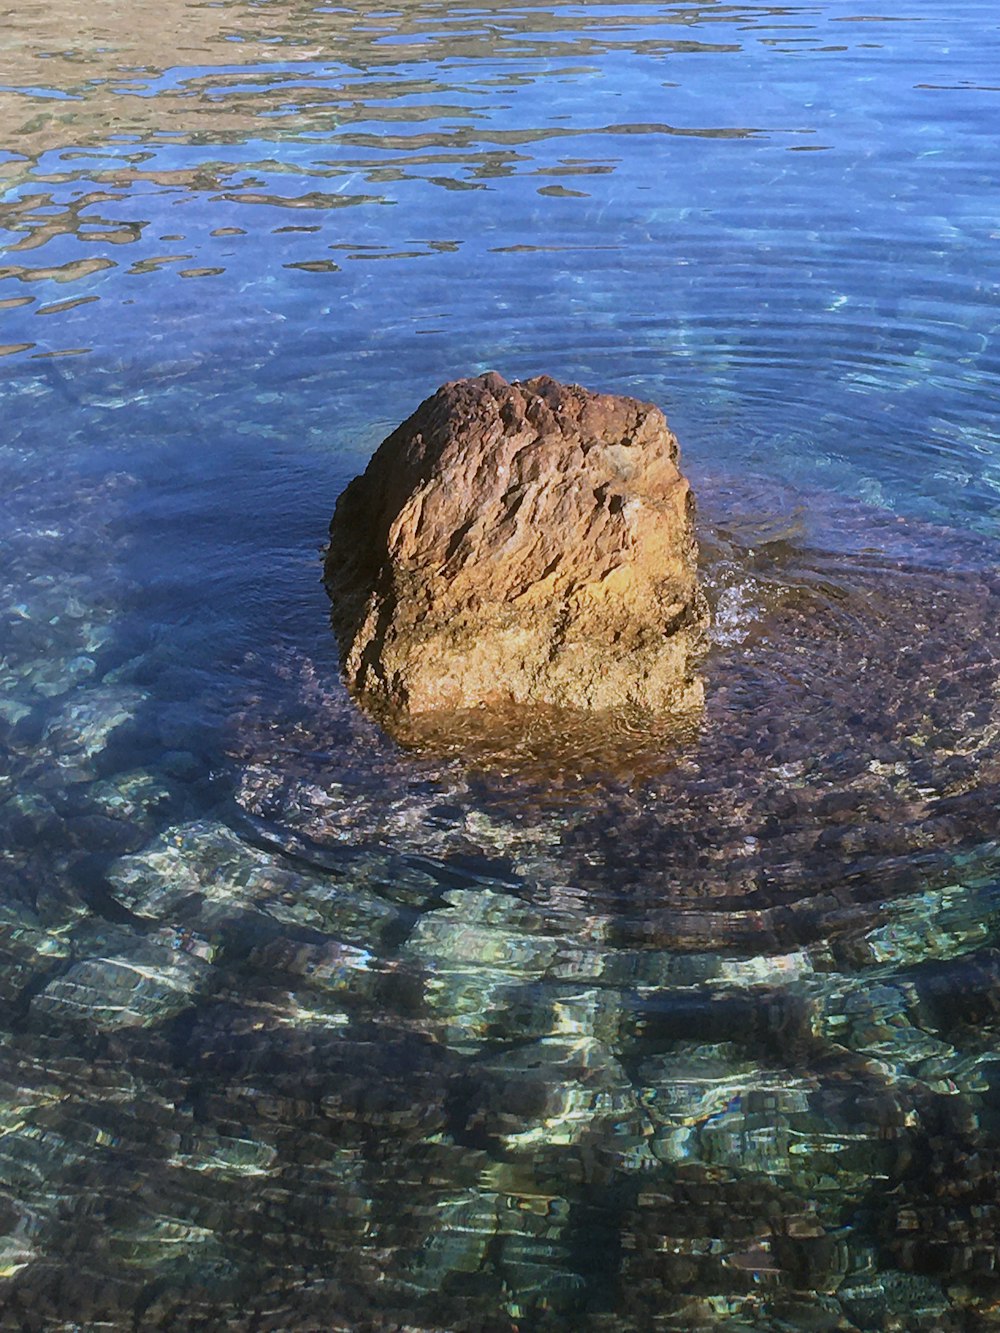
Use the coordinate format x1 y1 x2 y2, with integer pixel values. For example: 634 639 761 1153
324 372 708 724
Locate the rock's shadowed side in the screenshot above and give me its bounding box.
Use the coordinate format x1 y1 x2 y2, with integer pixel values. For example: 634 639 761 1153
324 372 709 721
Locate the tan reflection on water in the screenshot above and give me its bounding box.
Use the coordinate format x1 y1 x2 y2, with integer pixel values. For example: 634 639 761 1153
0 0 794 330
0 0 780 335
0 0 765 170
0 0 779 316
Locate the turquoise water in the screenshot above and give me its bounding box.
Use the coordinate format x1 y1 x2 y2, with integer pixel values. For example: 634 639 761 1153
3 1 1000 1328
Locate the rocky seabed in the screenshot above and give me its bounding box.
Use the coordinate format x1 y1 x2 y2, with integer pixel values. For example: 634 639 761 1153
3 457 1000 1330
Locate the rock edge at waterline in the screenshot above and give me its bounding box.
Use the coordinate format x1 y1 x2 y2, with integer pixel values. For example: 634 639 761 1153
323 372 709 731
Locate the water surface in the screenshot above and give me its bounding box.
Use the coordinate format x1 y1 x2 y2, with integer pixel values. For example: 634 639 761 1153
2 0 1000 1328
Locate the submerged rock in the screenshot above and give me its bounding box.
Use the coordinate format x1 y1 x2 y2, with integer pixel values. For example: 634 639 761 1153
31 934 210 1032
107 819 401 945
324 372 708 725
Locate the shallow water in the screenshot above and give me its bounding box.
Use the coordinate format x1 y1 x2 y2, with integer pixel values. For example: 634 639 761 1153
3 0 1000 1328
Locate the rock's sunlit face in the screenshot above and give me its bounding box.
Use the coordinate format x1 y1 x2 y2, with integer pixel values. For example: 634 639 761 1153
325 373 708 729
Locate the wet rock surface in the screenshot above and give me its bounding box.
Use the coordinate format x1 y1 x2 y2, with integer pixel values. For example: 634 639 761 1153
324 372 708 727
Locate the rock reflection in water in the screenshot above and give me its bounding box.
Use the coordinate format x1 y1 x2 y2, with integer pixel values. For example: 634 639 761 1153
390 700 702 795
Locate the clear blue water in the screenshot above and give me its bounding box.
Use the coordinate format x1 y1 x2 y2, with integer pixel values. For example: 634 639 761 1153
3 1 1000 1328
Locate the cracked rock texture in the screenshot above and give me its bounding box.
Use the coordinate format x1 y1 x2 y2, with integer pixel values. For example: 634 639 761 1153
324 371 708 720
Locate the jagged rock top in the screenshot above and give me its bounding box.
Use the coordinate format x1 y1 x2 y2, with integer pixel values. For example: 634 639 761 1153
324 372 708 724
